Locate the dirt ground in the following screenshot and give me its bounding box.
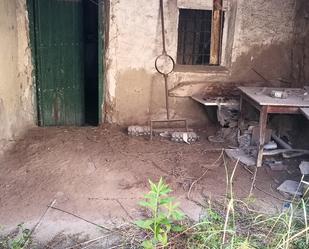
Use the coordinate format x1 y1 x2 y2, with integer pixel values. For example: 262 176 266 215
0 125 294 247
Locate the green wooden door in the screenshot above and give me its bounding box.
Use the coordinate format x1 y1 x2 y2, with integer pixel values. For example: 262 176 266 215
33 0 85 126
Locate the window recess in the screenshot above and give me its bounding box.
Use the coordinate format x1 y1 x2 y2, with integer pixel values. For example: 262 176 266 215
177 0 224 66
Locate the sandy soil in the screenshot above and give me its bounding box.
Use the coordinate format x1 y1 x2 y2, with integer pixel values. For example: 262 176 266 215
0 125 292 247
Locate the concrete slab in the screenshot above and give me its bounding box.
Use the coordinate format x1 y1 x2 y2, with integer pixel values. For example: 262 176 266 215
225 148 256 166
299 161 309 175
277 180 302 196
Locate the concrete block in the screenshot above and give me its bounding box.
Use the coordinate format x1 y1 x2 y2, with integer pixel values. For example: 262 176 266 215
277 180 302 196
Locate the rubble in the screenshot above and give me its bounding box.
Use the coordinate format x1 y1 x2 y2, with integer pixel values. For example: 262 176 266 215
299 161 309 175
264 141 278 150
208 133 224 143
171 132 198 144
128 125 198 143
238 131 251 148
277 180 302 196
225 148 256 166
270 89 288 99
265 160 288 171
271 133 292 150
208 101 240 145
217 105 239 128
208 127 237 145
128 126 151 136
251 126 272 146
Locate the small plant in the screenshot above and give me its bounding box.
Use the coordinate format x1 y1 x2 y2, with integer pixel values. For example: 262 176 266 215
131 153 309 249
135 178 184 248
0 224 31 249
184 154 309 249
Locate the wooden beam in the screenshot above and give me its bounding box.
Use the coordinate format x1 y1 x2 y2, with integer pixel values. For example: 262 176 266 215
210 0 223 65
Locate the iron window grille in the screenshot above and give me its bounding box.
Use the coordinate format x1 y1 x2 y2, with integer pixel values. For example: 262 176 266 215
177 9 223 66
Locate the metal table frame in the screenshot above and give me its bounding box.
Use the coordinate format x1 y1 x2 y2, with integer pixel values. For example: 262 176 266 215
238 93 302 167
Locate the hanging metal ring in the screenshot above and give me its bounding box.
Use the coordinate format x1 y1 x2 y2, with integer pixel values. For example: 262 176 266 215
155 53 175 76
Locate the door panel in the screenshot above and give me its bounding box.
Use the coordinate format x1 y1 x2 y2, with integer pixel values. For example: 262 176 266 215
34 0 84 126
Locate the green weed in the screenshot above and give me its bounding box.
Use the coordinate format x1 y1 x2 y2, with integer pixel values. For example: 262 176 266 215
0 224 31 249
135 178 184 249
183 154 309 249
133 154 309 249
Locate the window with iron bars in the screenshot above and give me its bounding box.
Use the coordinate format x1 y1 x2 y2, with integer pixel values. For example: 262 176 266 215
177 8 224 66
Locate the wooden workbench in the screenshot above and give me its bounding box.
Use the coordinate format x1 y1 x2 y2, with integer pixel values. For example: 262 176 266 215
238 87 309 167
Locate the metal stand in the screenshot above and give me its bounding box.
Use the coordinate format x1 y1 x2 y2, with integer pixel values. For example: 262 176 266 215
151 0 188 140
150 119 188 140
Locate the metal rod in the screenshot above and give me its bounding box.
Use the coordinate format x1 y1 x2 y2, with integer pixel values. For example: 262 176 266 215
271 132 293 150
151 0 188 140
164 74 170 120
150 119 188 140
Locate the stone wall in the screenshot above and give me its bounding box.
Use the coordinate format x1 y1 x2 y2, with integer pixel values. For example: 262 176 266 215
105 0 296 126
0 0 35 150
291 0 309 87
0 0 300 137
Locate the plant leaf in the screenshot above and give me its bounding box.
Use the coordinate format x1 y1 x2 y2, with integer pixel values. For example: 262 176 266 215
142 239 154 249
171 225 184 232
144 192 157 199
159 197 174 205
172 210 185 220
135 219 153 230
161 232 168 245
148 179 157 192
139 200 156 209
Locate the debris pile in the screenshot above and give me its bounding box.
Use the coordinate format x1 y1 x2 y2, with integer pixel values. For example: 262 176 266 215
208 127 238 145
128 126 151 136
171 131 198 144
277 180 303 196
208 106 240 146
127 125 198 144
217 105 239 128
277 161 309 198
299 161 309 175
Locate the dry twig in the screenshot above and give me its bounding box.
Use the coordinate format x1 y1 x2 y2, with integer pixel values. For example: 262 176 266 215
23 199 57 249
48 205 112 232
187 150 224 200
65 234 112 249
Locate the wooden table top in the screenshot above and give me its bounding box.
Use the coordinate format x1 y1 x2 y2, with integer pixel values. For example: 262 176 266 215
238 87 309 107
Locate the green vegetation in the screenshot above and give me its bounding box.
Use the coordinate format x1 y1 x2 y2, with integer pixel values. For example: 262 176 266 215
1 161 308 249
135 178 185 248
185 199 309 249
0 224 31 249
136 162 309 249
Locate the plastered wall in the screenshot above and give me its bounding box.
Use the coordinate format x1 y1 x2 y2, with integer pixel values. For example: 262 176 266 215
291 0 309 87
105 0 296 126
0 0 35 150
0 0 299 137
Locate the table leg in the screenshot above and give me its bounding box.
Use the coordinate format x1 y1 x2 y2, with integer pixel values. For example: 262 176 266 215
256 106 268 167
238 95 244 133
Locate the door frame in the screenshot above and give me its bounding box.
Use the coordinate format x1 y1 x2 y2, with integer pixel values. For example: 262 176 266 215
98 0 105 124
27 0 41 125
26 0 105 126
